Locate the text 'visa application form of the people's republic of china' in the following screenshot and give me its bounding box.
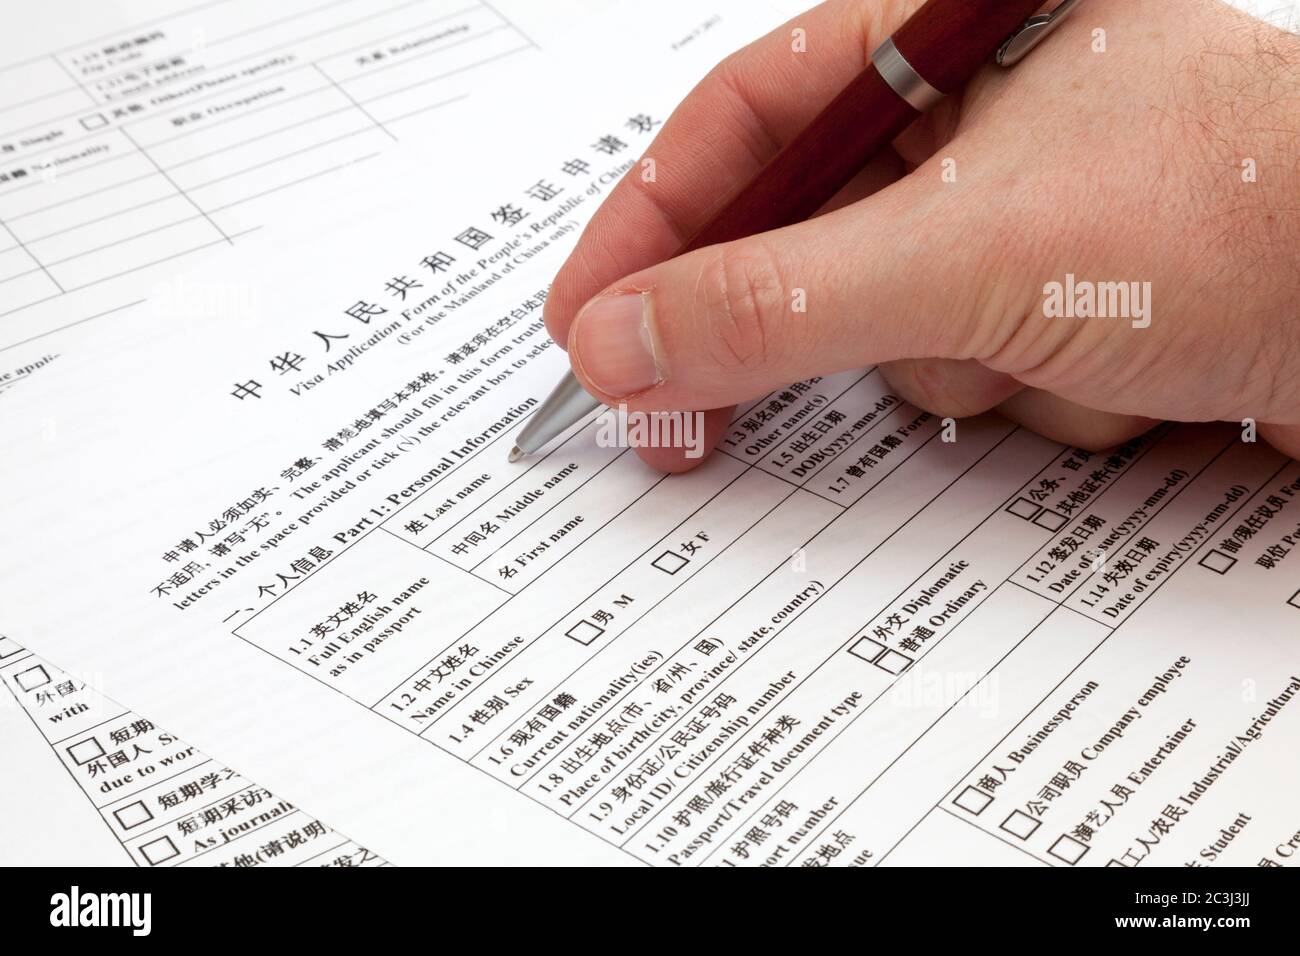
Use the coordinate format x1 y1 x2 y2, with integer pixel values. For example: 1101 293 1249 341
4 0 1300 867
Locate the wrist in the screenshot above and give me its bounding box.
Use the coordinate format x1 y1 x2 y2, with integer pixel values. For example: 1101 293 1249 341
1178 9 1300 304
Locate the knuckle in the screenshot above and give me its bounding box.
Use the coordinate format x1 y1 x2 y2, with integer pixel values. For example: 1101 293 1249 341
699 244 787 374
1073 424 1140 454
882 361 976 420
1254 318 1300 422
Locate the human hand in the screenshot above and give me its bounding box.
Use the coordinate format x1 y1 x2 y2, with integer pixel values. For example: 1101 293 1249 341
544 0 1300 472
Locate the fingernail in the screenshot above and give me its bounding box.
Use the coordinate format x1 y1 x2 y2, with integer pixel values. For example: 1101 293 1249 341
571 291 662 397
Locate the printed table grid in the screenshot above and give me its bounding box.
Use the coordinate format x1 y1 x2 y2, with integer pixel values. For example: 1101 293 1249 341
0 1 529 316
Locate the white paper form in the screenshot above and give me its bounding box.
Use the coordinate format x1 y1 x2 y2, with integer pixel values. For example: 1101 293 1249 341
0 0 624 386
0 0 770 866
4 5 1300 869
0 0 801 866
0 638 387 867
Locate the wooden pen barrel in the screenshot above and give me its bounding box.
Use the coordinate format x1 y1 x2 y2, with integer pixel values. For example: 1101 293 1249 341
894 0 1049 93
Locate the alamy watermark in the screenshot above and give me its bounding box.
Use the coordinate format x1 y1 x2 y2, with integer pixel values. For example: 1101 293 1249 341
594 405 707 458
50 886 151 936
1043 274 1152 329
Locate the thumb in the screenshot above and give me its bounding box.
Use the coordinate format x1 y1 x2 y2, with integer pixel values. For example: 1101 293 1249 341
565 170 1034 413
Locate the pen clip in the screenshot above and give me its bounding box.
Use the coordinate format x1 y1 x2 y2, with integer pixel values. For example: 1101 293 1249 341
997 0 1083 67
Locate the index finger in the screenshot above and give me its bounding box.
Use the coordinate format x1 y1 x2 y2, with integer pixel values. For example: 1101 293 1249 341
543 0 921 345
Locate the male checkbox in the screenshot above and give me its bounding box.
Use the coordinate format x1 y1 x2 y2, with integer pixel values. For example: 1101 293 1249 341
565 620 604 646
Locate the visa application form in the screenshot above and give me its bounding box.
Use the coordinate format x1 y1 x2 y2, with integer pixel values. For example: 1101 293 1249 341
3 0 1300 867
0 0 632 866
0 0 799 867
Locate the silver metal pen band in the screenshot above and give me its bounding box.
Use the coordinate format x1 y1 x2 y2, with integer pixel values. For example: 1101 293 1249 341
871 37 944 113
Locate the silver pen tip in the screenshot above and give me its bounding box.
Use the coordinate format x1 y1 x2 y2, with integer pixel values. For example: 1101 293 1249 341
508 445 524 463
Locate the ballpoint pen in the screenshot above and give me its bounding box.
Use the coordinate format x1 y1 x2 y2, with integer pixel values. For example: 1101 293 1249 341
509 0 1083 463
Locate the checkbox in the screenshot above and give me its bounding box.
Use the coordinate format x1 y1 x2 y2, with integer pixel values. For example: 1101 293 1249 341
873 648 913 675
0 636 20 659
1289 590 1300 610
565 620 605 646
1048 833 1091 865
847 637 912 673
1000 808 1041 840
847 636 887 665
114 800 154 831
1033 509 1068 532
651 551 689 575
66 736 105 765
1006 498 1041 521
140 835 180 865
952 786 992 816
79 113 108 130
14 664 50 691
1199 549 1237 574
